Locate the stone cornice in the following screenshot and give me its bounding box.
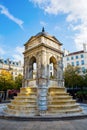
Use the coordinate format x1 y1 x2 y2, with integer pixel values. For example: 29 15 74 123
23 43 63 55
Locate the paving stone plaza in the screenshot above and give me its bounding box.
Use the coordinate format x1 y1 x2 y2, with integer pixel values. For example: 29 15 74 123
0 103 87 130
0 118 87 130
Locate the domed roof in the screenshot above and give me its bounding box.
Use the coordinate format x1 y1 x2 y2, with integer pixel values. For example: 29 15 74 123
35 27 50 37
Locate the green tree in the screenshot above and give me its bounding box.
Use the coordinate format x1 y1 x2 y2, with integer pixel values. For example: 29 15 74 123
0 70 15 91
64 64 81 89
14 74 23 90
83 73 87 88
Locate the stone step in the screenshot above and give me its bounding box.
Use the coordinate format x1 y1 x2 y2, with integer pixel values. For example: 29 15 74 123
13 98 37 101
50 96 72 100
5 86 82 116
48 86 65 89
48 99 76 104
18 93 37 96
5 109 37 116
20 87 37 91
16 95 37 98
48 104 80 110
7 104 37 110
11 100 37 105
47 108 82 113
48 92 69 96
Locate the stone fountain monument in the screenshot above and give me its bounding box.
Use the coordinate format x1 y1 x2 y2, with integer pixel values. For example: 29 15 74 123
5 28 82 116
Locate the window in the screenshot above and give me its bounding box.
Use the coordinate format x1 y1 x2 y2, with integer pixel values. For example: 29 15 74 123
4 60 7 64
16 62 18 66
67 57 69 61
71 56 74 60
0 59 3 63
76 55 78 59
78 68 81 73
81 60 84 65
81 54 84 58
76 61 79 66
82 67 85 73
82 67 86 73
71 62 74 66
9 61 11 64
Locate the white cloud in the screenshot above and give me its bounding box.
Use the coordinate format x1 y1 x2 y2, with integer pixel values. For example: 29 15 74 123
30 0 87 21
0 4 24 29
12 46 24 64
15 46 24 54
30 0 87 50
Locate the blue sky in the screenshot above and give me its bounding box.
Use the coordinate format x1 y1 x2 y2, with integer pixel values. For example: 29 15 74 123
0 0 87 63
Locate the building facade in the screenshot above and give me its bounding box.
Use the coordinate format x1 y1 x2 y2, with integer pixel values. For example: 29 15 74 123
63 44 87 74
0 58 23 79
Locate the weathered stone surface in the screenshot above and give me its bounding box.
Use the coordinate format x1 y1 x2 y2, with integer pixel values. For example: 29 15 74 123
5 30 82 116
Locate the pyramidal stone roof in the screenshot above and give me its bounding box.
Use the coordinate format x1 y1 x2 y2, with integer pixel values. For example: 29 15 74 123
24 27 62 46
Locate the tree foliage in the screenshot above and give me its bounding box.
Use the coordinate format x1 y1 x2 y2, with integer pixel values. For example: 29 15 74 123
14 74 23 90
64 64 82 88
0 70 23 91
0 70 15 91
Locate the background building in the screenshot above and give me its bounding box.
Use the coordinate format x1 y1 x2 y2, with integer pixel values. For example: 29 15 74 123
0 58 23 79
63 44 87 74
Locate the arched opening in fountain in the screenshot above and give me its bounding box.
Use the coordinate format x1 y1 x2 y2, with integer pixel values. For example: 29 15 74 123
49 56 57 79
29 56 37 79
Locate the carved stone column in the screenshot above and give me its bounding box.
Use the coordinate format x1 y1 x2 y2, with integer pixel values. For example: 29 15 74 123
41 50 47 78
57 58 64 87
36 51 48 115
37 83 47 115
36 52 42 79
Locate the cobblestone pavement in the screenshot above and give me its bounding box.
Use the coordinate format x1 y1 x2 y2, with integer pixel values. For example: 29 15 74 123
0 103 87 130
0 118 87 130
